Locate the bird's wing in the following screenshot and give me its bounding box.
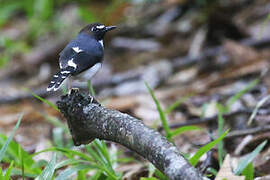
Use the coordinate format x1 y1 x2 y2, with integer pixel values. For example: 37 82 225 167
59 47 102 76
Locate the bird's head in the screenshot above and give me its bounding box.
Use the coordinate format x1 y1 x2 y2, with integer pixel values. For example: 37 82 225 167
79 23 117 40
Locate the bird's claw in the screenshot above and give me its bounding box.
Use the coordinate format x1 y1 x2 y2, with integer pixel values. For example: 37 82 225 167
90 96 94 103
69 88 79 95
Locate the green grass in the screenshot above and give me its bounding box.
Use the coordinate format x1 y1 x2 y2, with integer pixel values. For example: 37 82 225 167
145 82 201 142
209 79 259 167
35 153 57 180
189 130 229 166
30 91 59 111
248 94 270 125
145 82 171 140
0 114 23 179
234 140 267 175
32 139 121 179
0 114 23 162
259 12 270 39
217 104 225 167
225 79 258 113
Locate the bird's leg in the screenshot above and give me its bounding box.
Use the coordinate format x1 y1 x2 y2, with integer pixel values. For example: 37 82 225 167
68 78 79 94
87 80 96 103
67 78 72 95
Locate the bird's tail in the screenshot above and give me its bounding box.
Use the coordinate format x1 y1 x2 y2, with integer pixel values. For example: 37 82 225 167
47 68 73 91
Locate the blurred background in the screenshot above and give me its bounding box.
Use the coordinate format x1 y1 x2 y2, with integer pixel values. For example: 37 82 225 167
1 0 270 179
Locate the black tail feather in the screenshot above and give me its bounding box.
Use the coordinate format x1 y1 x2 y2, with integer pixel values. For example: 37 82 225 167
47 68 73 91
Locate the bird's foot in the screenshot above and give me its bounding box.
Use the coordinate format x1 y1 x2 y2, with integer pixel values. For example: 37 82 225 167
90 96 94 103
88 94 100 105
69 88 79 95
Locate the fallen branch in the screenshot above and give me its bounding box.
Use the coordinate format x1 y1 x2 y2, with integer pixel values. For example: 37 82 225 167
57 90 203 180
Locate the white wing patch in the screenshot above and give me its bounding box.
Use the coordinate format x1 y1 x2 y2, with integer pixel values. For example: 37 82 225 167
47 86 54 91
67 58 77 69
96 25 105 29
72 47 83 53
59 62 63 69
99 40 104 48
61 70 70 74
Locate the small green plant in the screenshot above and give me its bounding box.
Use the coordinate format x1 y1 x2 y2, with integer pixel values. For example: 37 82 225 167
33 139 121 179
35 153 57 180
0 114 43 179
30 91 59 111
248 94 270 125
234 140 267 176
145 82 201 142
259 12 270 39
0 114 23 162
0 116 19 179
214 79 259 166
241 163 254 180
189 130 229 166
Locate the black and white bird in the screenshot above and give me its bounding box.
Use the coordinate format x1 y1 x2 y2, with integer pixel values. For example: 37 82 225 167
47 23 116 91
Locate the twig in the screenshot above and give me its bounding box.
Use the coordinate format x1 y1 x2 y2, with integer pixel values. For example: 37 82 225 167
160 105 270 131
57 90 203 180
226 125 270 139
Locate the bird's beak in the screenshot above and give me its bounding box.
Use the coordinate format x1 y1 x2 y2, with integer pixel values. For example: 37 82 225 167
105 26 117 32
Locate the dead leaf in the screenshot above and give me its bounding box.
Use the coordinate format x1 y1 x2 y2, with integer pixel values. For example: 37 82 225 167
215 155 245 180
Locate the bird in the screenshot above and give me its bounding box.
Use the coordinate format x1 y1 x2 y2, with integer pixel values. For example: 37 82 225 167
47 23 116 92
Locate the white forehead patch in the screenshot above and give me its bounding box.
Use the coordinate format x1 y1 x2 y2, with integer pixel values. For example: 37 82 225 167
96 25 105 29
72 47 83 53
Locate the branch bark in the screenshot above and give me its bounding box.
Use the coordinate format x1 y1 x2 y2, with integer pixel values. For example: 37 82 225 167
57 90 203 180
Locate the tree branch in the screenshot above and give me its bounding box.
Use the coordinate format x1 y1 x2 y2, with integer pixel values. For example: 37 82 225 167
57 90 203 180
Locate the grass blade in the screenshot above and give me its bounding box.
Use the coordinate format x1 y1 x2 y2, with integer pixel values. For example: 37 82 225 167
0 134 41 174
30 91 59 111
0 113 23 162
234 140 267 175
33 147 93 162
217 104 225 167
0 168 3 178
18 146 25 180
4 161 14 180
189 130 229 166
165 96 191 114
55 159 85 169
55 164 91 180
92 140 113 170
145 82 171 140
226 79 258 111
35 153 57 180
241 163 254 180
259 13 270 39
170 126 201 138
154 169 169 180
248 95 270 125
42 114 69 134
